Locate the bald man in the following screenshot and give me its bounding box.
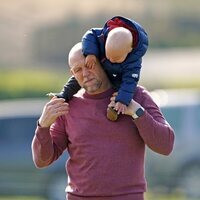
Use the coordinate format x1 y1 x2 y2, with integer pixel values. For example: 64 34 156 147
32 42 174 200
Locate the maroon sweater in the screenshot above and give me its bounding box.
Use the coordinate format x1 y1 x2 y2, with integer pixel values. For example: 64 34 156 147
32 86 174 200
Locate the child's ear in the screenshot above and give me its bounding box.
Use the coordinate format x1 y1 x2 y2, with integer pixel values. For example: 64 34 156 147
128 46 133 53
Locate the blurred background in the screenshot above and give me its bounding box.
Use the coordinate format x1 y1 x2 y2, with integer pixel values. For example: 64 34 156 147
0 0 200 199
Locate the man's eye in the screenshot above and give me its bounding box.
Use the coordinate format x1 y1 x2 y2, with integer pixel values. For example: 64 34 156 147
73 68 81 73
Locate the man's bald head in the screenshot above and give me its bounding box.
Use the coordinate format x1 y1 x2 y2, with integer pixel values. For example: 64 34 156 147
68 42 84 68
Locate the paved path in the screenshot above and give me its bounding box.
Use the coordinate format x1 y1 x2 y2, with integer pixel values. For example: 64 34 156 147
0 98 47 118
142 48 200 81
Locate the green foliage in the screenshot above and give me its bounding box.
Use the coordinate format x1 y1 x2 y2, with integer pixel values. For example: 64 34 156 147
1 65 200 100
0 68 69 100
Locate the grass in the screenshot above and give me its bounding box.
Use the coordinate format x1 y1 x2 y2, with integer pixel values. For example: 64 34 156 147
1 67 200 100
0 68 70 100
145 192 186 200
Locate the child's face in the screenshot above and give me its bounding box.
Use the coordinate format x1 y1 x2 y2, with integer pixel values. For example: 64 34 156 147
106 52 127 63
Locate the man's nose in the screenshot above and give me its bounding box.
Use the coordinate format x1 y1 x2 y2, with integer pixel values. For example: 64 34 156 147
82 66 90 77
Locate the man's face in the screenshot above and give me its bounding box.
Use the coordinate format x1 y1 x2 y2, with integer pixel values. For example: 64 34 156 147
70 56 108 94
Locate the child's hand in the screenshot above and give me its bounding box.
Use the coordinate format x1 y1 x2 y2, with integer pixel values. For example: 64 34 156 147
85 55 97 69
114 102 127 115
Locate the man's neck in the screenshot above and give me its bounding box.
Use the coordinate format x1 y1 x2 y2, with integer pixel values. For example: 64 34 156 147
87 81 112 95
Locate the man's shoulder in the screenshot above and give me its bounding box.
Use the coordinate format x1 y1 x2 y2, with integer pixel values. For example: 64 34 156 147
68 89 86 108
135 85 146 93
73 88 85 98
135 85 151 100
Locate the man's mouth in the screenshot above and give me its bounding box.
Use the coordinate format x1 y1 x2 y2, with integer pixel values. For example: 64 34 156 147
83 78 95 85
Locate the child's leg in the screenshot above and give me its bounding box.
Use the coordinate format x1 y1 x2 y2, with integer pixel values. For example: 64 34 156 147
48 76 81 101
106 75 120 121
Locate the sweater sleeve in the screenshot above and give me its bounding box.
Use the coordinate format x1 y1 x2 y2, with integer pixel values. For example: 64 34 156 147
31 116 69 168
134 87 175 155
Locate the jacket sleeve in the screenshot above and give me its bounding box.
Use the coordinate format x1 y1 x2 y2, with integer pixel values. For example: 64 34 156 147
82 28 102 57
134 87 175 155
115 59 141 105
31 116 68 168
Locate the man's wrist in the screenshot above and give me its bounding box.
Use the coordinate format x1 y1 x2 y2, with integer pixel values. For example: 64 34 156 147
37 119 49 128
132 107 145 120
37 120 43 127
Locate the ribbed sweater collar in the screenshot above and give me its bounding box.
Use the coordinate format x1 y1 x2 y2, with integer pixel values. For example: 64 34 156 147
83 88 115 99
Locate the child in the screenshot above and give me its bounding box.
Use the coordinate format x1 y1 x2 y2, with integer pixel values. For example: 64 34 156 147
49 16 148 121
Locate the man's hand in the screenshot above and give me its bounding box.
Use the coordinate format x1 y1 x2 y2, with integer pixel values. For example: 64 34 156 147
125 99 142 116
38 97 69 128
85 55 97 69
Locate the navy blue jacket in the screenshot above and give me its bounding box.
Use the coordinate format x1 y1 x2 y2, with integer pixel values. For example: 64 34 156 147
82 16 148 105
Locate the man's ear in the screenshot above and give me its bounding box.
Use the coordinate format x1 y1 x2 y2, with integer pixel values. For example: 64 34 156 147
70 69 74 75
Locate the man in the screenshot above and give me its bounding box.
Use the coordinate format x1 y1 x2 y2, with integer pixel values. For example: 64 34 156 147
32 42 175 200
